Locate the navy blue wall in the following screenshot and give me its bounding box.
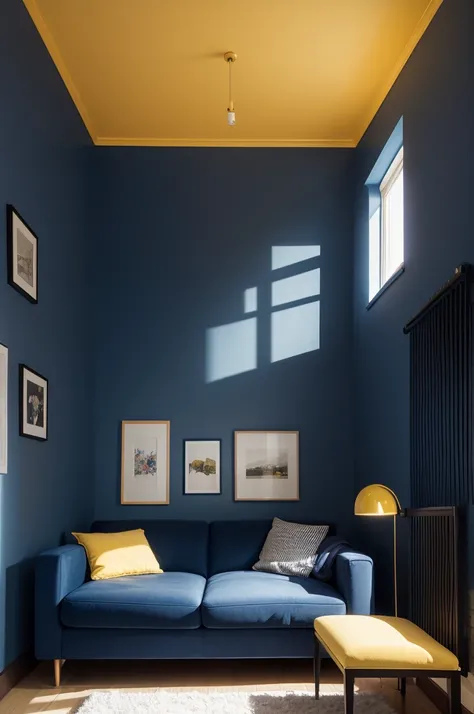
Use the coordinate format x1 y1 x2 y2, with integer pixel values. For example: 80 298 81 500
353 0 474 610
92 148 355 528
0 0 92 669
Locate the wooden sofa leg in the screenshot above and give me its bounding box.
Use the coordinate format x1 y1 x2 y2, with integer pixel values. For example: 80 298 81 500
54 659 64 687
448 672 461 714
344 671 354 714
313 635 321 699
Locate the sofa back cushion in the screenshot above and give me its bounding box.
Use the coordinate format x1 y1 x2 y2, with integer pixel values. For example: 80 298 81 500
91 520 209 577
209 521 272 576
209 520 336 577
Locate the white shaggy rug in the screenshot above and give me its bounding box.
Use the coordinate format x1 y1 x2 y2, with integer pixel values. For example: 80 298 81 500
75 690 397 713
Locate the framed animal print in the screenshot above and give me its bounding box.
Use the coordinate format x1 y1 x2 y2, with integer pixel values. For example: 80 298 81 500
20 365 48 441
184 439 221 494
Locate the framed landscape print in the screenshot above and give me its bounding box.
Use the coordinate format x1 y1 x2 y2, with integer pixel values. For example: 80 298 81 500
0 345 8 472
234 430 299 501
121 420 170 504
20 365 48 441
7 205 38 303
184 439 221 494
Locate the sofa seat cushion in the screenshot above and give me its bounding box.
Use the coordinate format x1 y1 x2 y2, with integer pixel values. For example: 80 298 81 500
61 573 205 630
202 571 346 629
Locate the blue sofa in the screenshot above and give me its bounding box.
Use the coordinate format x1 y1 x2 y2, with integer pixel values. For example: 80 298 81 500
35 519 373 662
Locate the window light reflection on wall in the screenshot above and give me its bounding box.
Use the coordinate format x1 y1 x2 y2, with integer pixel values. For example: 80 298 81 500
205 246 321 382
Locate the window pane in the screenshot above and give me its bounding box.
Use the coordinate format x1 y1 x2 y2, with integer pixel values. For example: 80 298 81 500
382 167 404 282
369 207 380 301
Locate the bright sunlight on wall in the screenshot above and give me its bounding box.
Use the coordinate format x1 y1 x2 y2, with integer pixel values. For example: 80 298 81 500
206 246 321 382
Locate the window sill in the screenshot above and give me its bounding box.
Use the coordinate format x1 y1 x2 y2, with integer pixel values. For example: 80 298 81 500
366 263 405 310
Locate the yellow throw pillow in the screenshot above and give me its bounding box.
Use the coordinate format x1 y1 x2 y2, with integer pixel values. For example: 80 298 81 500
72 529 163 581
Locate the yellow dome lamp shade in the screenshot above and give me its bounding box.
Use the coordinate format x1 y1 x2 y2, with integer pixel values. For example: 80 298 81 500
354 484 401 517
354 484 402 617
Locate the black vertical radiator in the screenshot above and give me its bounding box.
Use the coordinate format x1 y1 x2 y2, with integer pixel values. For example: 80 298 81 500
403 264 473 674
405 507 468 675
404 264 474 507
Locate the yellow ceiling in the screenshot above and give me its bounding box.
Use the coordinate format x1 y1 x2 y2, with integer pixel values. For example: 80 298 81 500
24 0 443 147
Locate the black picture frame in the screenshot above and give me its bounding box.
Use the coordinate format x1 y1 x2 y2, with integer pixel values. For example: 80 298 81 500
183 439 222 495
19 364 48 441
7 204 39 304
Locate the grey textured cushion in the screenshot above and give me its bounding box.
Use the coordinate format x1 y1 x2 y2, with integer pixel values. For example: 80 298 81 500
252 518 329 577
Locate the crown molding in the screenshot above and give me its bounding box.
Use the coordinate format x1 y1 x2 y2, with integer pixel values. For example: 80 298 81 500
22 0 97 142
354 0 443 144
94 136 356 148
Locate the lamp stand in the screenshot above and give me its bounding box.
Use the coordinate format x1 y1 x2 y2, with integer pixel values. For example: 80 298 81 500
393 514 398 618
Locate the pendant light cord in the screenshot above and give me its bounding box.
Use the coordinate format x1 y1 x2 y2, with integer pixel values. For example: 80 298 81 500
228 59 234 112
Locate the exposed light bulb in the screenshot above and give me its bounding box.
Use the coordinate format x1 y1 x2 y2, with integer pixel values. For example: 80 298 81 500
227 110 236 126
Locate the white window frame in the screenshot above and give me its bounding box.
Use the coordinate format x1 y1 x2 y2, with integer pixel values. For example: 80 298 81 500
379 146 404 287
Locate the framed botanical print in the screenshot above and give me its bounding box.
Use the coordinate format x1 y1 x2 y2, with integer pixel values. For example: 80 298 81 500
20 365 48 441
7 205 38 303
0 344 8 472
234 430 299 501
184 439 221 494
121 420 170 504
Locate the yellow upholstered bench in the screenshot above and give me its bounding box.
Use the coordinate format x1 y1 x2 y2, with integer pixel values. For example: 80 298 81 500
313 615 461 714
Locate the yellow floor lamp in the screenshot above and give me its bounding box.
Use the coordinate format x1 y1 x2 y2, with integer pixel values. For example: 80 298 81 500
354 484 402 617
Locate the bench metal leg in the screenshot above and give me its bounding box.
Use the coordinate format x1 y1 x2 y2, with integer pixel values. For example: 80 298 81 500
448 672 461 714
344 671 354 714
398 677 407 697
313 635 321 700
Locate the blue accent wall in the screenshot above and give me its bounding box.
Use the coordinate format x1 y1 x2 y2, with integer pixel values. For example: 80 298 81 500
91 148 355 527
353 0 474 610
4 0 473 668
0 0 93 670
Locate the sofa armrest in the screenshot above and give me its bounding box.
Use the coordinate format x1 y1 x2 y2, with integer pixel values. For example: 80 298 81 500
335 550 373 615
35 544 87 660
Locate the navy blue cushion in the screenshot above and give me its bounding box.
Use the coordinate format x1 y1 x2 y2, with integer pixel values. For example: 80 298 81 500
209 520 336 577
92 520 209 577
209 521 272 577
202 571 346 629
61 573 206 630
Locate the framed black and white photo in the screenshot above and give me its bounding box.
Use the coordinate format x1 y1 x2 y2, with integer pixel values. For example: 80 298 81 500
184 439 221 494
7 205 38 303
121 420 170 504
0 344 8 472
234 430 299 501
20 365 47 441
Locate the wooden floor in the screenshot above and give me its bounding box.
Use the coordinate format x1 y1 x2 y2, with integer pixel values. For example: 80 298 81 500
0 659 441 713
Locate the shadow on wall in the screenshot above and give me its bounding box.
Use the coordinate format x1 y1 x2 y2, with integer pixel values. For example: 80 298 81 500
206 246 321 383
4 560 34 665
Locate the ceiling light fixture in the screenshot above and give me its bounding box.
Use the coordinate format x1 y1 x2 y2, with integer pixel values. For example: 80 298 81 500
224 51 237 126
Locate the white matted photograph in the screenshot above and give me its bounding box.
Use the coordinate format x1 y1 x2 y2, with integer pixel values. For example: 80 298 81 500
121 420 170 504
234 430 299 501
20 364 48 441
7 205 38 303
0 345 8 472
184 439 221 494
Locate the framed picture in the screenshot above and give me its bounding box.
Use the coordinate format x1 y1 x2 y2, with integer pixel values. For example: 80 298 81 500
184 439 221 494
20 365 48 441
121 420 170 504
234 430 299 501
0 345 8 472
7 205 38 303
